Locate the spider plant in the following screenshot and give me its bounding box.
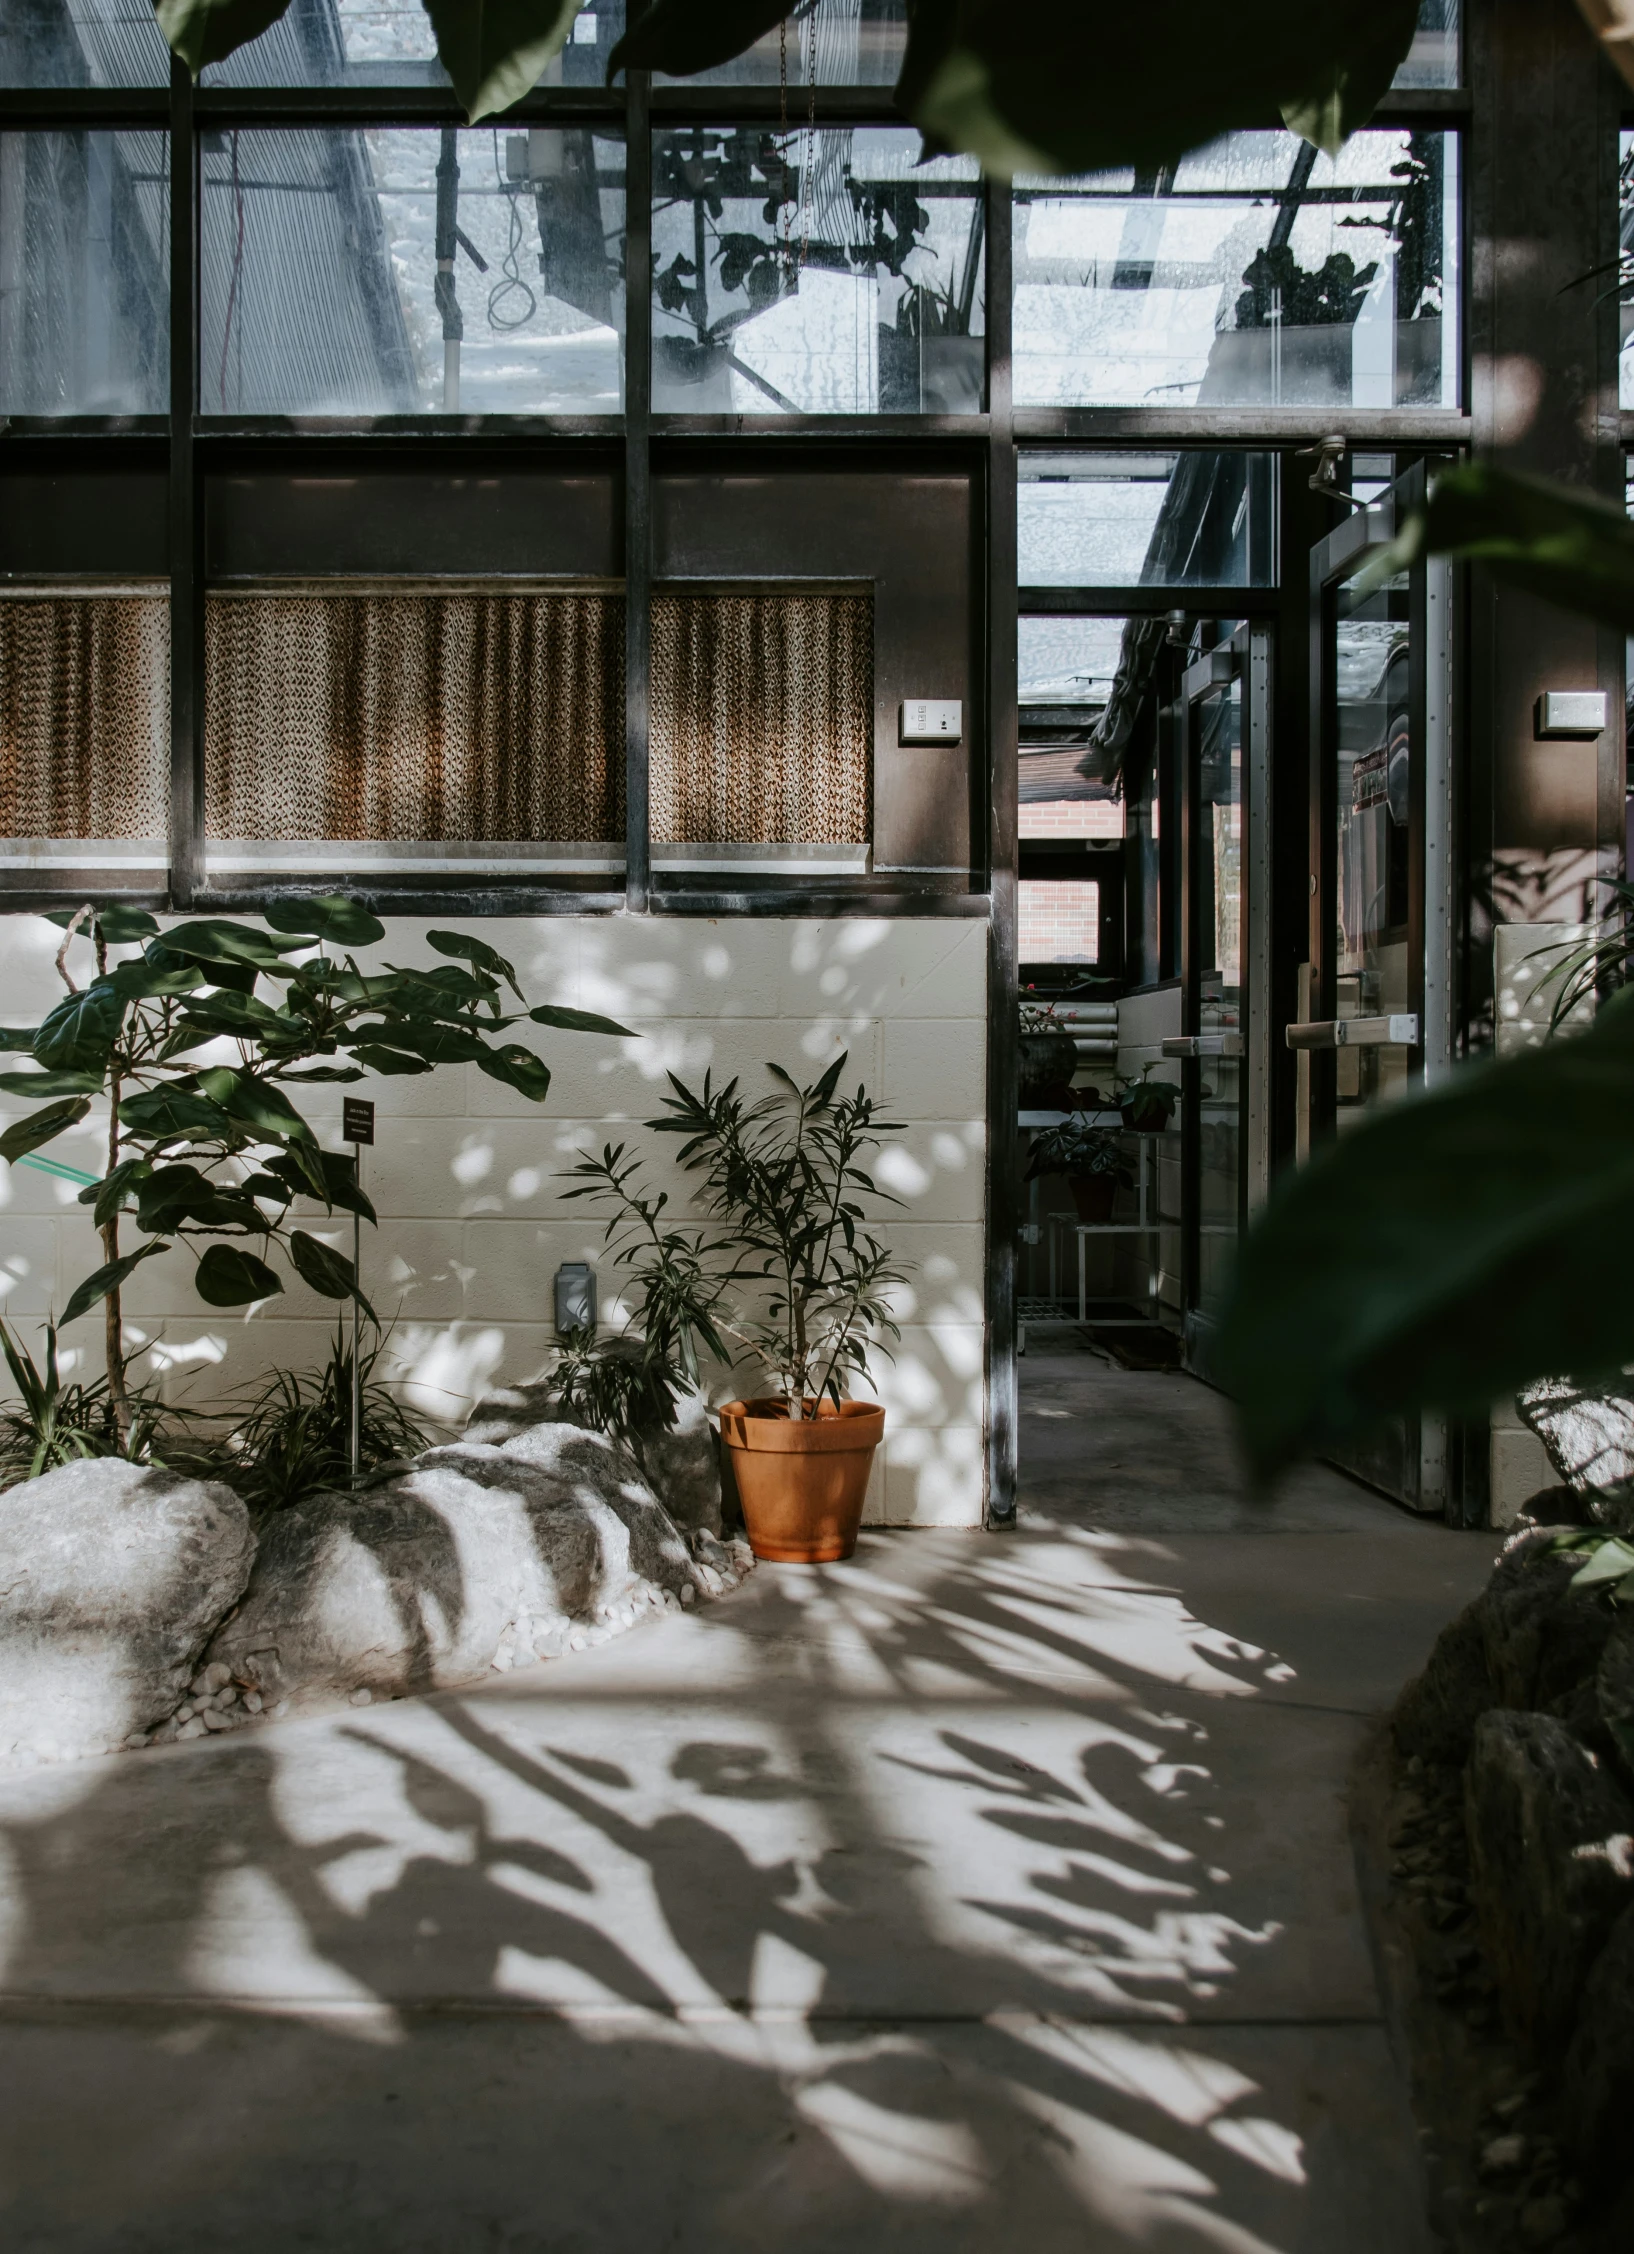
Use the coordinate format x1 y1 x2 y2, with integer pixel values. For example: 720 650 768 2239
222 1325 430 1512
0 1319 153 1485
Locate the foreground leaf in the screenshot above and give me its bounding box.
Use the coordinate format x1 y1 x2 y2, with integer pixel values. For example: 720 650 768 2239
0 1098 92 1166
476 1043 552 1103
160 919 306 977
421 0 582 121
608 0 784 80
196 1067 317 1143
427 928 523 1001
195 1243 282 1307
33 981 125 1073
1217 990 1634 1480
154 0 289 72
1380 462 1634 634
46 904 160 945
0 1069 104 1099
119 1084 235 1144
62 1241 168 1326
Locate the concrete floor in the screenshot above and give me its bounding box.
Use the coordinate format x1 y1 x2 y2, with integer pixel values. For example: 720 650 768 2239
0 1351 1498 2252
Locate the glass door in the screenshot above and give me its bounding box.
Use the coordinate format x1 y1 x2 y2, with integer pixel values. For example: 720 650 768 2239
1164 622 1271 1377
1299 462 1455 1506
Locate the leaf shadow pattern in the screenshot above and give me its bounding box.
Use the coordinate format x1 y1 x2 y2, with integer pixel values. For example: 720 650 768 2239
0 1525 1427 2254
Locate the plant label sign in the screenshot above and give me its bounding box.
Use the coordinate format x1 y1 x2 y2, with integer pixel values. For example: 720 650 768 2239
343 1098 376 1147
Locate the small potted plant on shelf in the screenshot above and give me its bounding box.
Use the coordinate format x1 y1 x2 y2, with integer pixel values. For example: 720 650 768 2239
1024 1115 1133 1226
1117 1068 1183 1134
562 1054 909 1565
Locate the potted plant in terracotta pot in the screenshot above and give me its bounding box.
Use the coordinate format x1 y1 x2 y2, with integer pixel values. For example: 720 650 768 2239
561 1054 909 1565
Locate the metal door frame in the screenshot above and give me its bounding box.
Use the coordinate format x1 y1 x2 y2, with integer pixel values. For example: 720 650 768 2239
1303 461 1457 1509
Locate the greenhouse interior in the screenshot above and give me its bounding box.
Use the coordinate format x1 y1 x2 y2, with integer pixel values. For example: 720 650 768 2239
0 1 1631 2248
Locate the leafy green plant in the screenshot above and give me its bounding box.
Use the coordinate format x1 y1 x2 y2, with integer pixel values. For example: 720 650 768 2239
0 897 626 1446
0 1320 126 1485
1117 1071 1182 1134
1025 1118 1129 1187
564 1053 909 1424
221 1327 432 1512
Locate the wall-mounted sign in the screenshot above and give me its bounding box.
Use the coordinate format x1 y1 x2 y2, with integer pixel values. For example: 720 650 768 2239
898 699 962 745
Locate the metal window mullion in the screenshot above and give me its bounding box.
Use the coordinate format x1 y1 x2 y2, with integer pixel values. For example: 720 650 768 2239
168 56 203 907
984 171 1018 1531
624 69 652 915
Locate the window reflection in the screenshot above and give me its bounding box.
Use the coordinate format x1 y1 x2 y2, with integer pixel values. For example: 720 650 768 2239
200 127 625 415
1014 129 1459 411
1395 0 1460 89
1334 566 1413 1119
1018 453 1276 587
652 127 984 414
0 0 170 87
0 130 169 414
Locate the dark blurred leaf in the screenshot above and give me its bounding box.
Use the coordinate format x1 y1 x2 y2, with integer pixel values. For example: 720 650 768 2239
196 1067 317 1143
1380 462 1634 633
136 1162 263 1235
33 981 125 1072
263 894 386 947
421 0 582 121
1218 990 1634 1479
62 1240 168 1325
0 1098 92 1166
609 0 786 79
265 1142 330 1204
528 1003 634 1036
289 1228 375 1319
179 990 306 1041
476 1043 553 1103
79 1157 151 1229
0 1068 104 1098
46 904 160 945
427 928 523 1000
0 1028 37 1052
277 1065 366 1083
109 954 202 1002
195 1242 283 1307
153 0 290 73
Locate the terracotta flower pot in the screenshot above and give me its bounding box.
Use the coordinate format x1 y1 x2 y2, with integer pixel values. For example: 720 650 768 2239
1068 1172 1118 1225
717 1398 886 1564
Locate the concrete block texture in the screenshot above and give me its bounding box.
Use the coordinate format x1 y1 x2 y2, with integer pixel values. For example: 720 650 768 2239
0 915 988 1523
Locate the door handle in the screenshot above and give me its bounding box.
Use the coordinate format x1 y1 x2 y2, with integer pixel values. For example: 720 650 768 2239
1162 1033 1243 1059
1284 1014 1419 1051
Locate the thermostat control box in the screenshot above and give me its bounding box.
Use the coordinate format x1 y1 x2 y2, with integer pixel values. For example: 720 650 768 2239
1534 690 1608 738
898 699 962 745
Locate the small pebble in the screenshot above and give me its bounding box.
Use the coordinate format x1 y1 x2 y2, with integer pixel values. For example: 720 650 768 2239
176 1717 207 1742
122 1732 149 1750
568 1631 587 1650
680 1584 696 1607
242 1689 263 1714
214 1686 238 1710
200 1708 232 1732
349 1688 373 1707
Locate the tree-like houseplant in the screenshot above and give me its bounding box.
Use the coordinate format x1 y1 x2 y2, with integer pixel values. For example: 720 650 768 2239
562 1053 909 1563
0 897 625 1445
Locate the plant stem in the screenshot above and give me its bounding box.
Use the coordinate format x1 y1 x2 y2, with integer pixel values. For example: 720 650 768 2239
91 918 133 1450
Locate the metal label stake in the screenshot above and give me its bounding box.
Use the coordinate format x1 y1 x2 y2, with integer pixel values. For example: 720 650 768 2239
342 1097 375 1483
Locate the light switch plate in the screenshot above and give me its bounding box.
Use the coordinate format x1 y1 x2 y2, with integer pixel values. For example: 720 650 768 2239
1534 690 1607 737
898 698 962 745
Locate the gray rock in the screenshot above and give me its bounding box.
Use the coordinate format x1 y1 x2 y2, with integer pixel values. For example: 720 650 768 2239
0 1458 253 1765
1465 1710 1634 2055
1393 1528 1614 1767
466 1365 724 1537
203 1421 709 1711
1562 1901 1634 2188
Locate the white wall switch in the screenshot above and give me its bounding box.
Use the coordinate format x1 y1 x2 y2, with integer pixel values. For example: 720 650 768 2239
1534 690 1607 737
899 698 962 745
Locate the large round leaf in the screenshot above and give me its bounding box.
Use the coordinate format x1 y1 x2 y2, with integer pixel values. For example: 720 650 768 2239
161 920 307 976
33 981 125 1073
195 1243 283 1307
289 1229 375 1321
264 894 386 947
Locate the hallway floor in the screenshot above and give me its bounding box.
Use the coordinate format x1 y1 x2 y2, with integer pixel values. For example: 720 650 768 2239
0 1354 1497 2252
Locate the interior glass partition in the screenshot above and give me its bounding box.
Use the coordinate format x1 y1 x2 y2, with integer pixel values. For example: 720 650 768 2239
1018 452 1276 587
1014 128 1460 411
199 126 626 416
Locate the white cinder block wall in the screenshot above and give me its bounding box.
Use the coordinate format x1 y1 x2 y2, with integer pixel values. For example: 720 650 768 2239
0 914 988 1528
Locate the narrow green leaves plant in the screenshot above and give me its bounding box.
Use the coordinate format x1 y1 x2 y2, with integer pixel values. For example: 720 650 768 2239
0 898 626 1445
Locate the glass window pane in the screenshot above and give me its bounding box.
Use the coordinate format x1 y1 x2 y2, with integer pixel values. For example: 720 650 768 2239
202 0 624 87
1018 453 1275 586
1019 880 1100 963
653 126 984 414
200 127 625 415
1019 615 1127 705
657 0 906 87
0 130 169 414
1333 563 1413 1119
0 1 171 87
1619 134 1634 410
1395 0 1460 89
1014 128 1459 411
